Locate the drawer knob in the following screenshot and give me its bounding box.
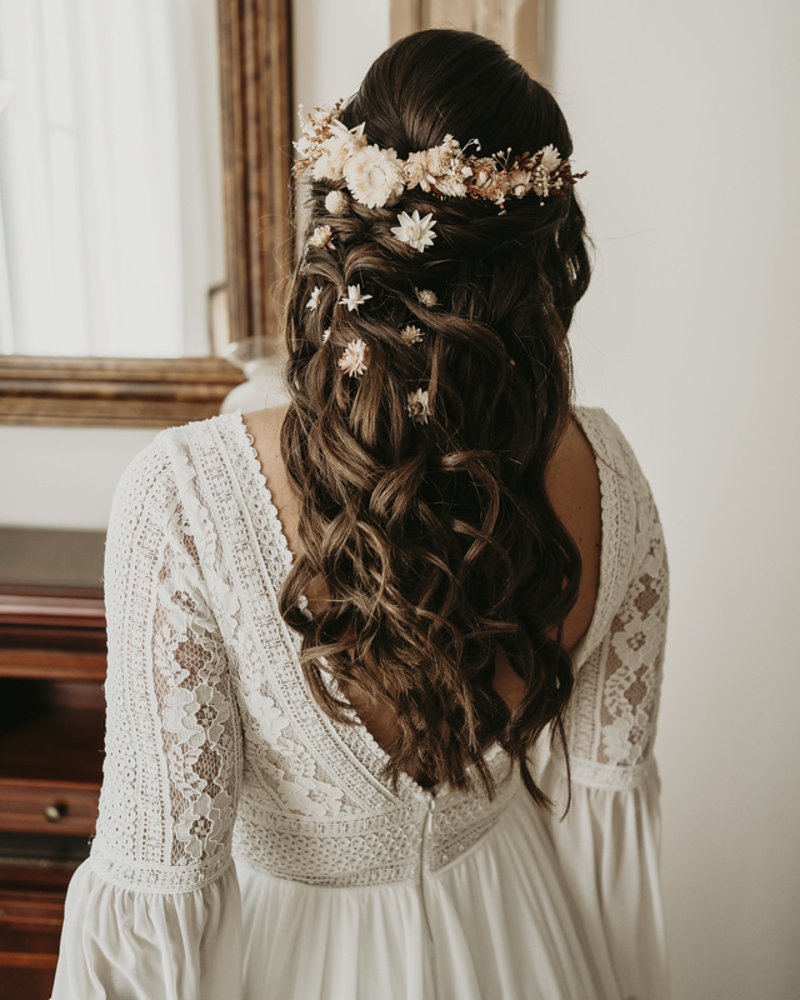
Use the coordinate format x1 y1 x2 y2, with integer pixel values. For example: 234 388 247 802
44 803 68 823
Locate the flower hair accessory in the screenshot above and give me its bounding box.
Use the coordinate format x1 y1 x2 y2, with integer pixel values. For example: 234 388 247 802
294 102 585 210
391 211 437 252
407 388 430 424
339 339 369 377
338 284 372 312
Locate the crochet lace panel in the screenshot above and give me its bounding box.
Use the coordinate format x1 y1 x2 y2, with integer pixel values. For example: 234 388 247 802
93 436 242 892
90 407 667 893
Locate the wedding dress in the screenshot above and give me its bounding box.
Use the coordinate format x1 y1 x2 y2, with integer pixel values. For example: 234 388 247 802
50 407 669 1000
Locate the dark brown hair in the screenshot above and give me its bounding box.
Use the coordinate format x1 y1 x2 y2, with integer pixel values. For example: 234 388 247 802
279 29 591 804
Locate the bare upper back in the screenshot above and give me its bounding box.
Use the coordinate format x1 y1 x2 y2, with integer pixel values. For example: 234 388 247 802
241 405 601 737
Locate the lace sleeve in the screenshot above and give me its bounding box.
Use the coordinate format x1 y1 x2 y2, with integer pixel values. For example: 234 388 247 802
564 460 669 792
90 432 243 891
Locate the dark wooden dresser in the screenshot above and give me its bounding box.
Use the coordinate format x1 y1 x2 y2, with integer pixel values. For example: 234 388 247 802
0 527 106 999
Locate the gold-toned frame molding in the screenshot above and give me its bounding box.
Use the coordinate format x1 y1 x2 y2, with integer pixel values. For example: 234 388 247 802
390 0 541 80
0 0 293 429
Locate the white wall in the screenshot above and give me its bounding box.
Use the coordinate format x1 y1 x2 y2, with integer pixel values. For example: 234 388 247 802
294 0 389 112
2 3 798 996
548 2 800 997
0 424 157 529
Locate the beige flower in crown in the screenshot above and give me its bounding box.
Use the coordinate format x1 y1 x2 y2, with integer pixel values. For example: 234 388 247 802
531 145 562 197
425 135 471 198
312 120 367 182
507 168 532 199
343 144 405 209
294 103 341 161
402 151 437 193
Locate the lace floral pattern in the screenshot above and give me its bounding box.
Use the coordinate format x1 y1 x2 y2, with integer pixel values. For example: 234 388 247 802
562 409 669 790
92 436 242 892
90 407 667 894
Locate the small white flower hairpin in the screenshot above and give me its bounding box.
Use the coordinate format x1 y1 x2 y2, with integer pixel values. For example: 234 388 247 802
308 225 335 249
415 288 438 307
338 338 369 377
391 210 437 252
407 388 430 424
338 284 373 312
307 286 322 311
400 324 424 345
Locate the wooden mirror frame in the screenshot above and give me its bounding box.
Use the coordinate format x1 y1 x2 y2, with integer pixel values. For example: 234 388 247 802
0 0 293 428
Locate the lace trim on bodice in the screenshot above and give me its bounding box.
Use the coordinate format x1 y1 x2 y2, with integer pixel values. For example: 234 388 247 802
184 415 520 886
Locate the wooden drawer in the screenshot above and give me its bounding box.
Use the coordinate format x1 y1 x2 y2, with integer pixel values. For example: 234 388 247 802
0 779 99 836
0 858 79 1000
0 890 62 1000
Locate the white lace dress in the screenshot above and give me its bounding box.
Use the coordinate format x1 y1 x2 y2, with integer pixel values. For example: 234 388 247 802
50 407 669 1000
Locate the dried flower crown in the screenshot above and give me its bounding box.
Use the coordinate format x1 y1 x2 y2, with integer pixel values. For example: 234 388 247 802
295 104 580 426
294 101 585 209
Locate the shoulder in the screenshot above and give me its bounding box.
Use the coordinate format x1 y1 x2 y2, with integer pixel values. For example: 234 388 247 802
574 405 667 576
107 413 250 554
114 412 250 501
573 407 648 482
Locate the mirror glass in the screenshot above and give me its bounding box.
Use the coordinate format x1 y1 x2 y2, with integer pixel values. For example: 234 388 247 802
0 0 225 359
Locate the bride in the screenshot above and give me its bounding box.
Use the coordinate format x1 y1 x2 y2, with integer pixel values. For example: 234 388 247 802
52 28 669 1000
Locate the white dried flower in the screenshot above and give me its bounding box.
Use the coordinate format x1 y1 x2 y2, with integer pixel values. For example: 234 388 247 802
308 225 334 249
338 284 373 312
311 121 368 182
539 144 562 172
531 146 563 198
507 168 532 199
433 172 468 199
391 210 437 252
325 190 349 216
407 388 430 424
415 288 438 307
307 286 322 311
312 141 348 182
402 151 435 192
293 103 341 163
344 145 405 208
322 328 331 343
338 338 369 378
330 119 367 144
400 324 424 345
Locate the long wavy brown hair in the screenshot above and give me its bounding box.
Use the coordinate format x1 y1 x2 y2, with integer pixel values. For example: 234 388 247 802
279 29 591 805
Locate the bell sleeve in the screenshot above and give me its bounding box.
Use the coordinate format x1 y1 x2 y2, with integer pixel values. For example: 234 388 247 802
51 432 244 1000
536 442 671 1000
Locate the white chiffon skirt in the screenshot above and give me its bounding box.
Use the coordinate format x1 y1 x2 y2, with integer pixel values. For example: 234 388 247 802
52 766 667 1000
237 766 667 1000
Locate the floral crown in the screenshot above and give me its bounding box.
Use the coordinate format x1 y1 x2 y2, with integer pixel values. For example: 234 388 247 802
295 103 585 424
293 101 585 213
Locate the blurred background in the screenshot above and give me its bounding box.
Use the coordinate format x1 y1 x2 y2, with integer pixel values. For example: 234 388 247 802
0 2 798 997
